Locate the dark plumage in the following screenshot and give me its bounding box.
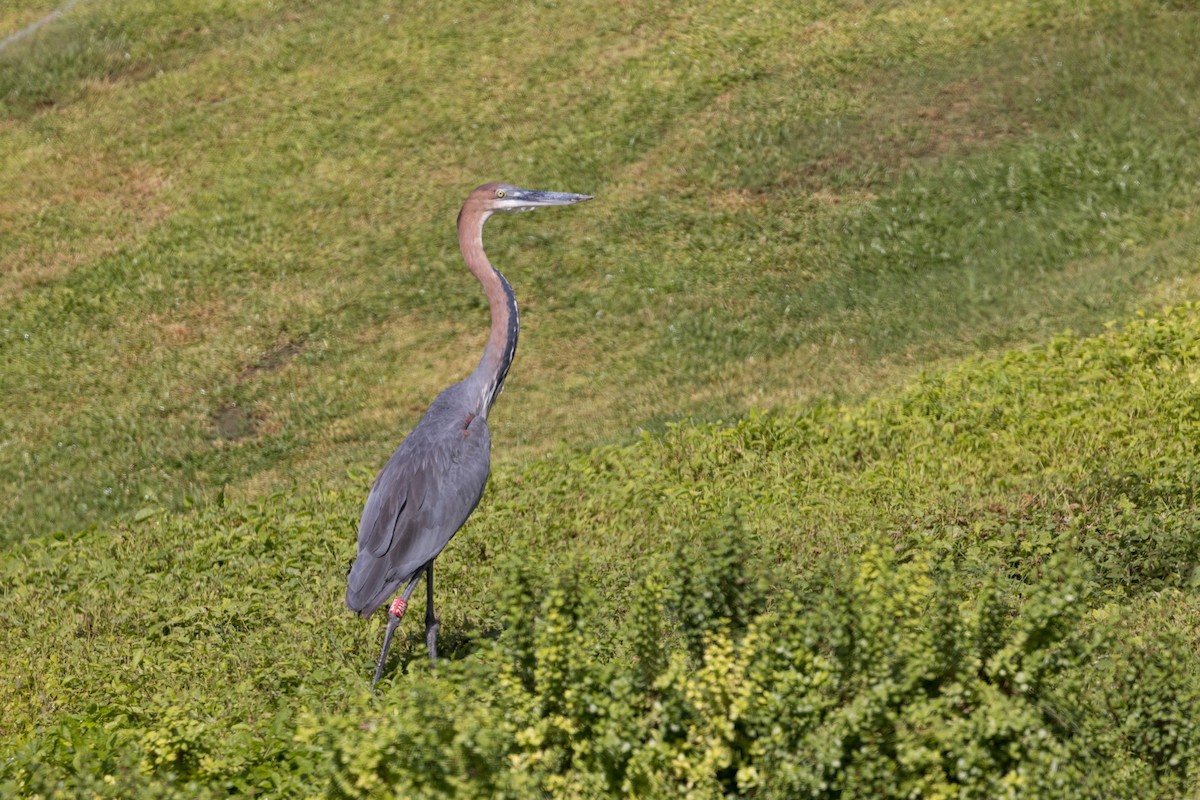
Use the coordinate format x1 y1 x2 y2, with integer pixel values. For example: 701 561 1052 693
346 182 591 686
346 382 491 618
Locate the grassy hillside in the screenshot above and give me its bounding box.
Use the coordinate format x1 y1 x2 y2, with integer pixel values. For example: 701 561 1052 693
5 0 1200 795
4 304 1200 796
2 0 1199 538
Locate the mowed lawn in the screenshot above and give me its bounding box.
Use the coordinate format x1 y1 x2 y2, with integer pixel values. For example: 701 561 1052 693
1 0 1198 541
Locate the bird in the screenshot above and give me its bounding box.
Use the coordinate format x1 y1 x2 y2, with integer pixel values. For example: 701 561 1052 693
345 182 592 686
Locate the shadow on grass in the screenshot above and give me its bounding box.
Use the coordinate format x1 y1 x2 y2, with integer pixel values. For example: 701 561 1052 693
374 623 504 684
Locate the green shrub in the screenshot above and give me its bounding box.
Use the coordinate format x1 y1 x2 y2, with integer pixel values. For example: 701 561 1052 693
13 534 1194 798
297 544 1199 799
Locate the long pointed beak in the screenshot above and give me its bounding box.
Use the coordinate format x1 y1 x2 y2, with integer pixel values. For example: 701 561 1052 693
512 189 593 207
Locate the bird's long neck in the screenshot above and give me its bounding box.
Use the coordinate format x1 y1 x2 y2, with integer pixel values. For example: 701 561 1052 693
458 203 518 418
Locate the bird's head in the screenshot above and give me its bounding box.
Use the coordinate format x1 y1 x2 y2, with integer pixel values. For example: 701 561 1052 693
470 182 593 214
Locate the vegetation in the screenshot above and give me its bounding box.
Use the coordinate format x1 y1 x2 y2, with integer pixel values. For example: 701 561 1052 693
6 305 1200 796
1 0 1199 538
3 0 1200 796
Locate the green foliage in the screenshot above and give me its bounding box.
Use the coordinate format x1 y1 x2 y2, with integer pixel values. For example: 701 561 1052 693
5 1 1200 794
9 538 1196 798
482 302 1200 608
6 304 1200 795
282 544 1171 800
668 512 766 661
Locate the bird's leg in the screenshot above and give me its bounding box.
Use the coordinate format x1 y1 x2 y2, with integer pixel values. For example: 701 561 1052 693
424 560 440 666
371 572 423 689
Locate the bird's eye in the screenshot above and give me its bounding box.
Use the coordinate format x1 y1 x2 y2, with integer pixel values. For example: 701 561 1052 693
496 189 506 199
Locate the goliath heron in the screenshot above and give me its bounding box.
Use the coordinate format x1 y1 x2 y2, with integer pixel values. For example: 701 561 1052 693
345 182 592 686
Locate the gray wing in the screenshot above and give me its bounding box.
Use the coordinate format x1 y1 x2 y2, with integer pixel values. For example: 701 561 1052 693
345 402 491 617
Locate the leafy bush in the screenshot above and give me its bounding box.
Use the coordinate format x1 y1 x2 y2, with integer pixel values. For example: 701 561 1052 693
295 543 1185 799
6 533 1199 798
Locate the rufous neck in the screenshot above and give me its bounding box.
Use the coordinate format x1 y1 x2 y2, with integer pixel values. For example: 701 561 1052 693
457 204 519 416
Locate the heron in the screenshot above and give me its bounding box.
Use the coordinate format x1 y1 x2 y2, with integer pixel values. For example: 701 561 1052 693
345 182 592 686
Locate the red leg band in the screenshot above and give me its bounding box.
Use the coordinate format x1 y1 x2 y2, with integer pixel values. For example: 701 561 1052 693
389 597 408 618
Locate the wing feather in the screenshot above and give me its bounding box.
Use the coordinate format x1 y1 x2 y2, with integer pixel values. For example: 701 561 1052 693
345 397 491 617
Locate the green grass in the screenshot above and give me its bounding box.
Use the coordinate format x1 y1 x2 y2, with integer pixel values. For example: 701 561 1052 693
4 0 1200 794
5 304 1200 795
1 0 1198 538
